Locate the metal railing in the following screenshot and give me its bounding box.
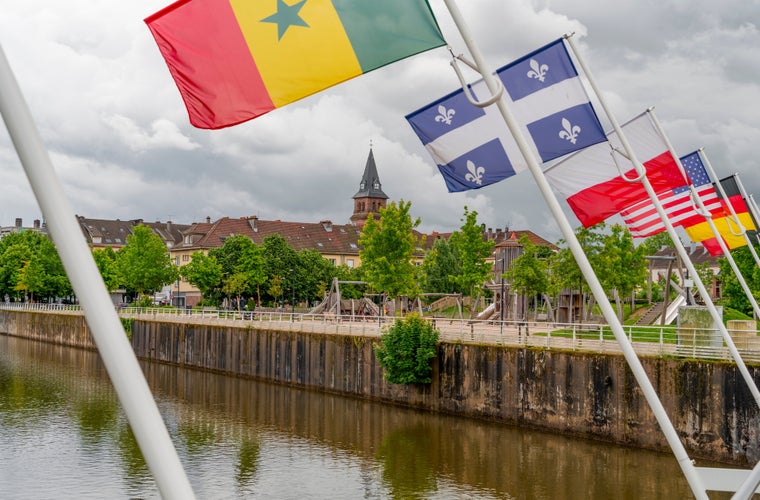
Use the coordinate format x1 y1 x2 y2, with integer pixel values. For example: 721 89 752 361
2 302 758 363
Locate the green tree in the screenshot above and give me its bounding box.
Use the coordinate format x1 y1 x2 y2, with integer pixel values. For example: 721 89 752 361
421 237 461 295
505 235 549 319
261 234 299 305
332 264 366 300
92 247 120 292
180 251 223 304
719 245 760 315
15 257 46 302
597 224 647 320
548 224 606 320
237 242 266 306
295 249 335 306
448 207 493 299
359 200 421 302
0 231 71 301
374 314 438 384
207 235 266 307
639 231 676 257
115 225 178 299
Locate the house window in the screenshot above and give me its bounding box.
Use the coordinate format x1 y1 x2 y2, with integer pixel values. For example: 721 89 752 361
329 258 336 265
347 259 354 268
182 254 190 262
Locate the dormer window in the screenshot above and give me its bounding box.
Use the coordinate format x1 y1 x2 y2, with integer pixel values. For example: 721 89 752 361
360 181 366 190
373 181 380 189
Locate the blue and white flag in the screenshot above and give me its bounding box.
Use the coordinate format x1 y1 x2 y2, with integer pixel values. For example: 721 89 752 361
406 38 606 192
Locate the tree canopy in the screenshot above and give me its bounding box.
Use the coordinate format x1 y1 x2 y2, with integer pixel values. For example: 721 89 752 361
448 207 493 298
0 231 71 301
358 200 421 299
115 225 178 298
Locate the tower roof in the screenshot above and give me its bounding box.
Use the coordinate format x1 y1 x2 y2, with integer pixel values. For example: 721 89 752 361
353 148 388 200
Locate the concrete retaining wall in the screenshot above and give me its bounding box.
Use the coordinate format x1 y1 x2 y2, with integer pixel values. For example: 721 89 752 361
2 309 759 465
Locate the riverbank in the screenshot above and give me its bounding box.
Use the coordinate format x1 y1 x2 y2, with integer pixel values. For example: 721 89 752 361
1 307 758 466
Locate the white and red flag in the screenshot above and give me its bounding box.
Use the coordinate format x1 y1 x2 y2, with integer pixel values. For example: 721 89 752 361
544 111 684 227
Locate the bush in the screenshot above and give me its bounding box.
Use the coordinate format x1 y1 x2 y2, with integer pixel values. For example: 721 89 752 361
374 314 439 385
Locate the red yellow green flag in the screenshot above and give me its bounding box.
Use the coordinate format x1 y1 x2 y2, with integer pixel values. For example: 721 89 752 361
146 0 445 129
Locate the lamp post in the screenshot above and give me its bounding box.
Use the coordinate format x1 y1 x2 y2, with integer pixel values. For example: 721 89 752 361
495 254 506 334
289 269 295 319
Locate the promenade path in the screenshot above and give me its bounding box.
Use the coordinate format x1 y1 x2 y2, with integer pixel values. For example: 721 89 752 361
3 303 759 364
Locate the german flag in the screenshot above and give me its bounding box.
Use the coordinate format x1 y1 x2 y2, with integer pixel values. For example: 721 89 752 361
684 174 758 256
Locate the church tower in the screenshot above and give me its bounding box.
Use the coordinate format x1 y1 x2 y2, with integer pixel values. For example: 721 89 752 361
351 147 388 228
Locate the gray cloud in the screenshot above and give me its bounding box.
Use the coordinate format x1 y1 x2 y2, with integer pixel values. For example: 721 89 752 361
1 0 758 245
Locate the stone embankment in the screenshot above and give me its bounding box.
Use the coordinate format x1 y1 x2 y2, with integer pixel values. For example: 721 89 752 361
1 307 758 465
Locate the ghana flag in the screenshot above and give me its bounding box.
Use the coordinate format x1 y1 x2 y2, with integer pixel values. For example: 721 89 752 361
146 0 445 129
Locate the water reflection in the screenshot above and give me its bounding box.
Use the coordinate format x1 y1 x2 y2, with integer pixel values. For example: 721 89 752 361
1 334 704 499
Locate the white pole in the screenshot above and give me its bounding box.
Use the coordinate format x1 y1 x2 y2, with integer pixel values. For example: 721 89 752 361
566 35 760 408
647 111 760 345
0 44 195 499
440 2 707 497
733 176 760 253
699 152 760 268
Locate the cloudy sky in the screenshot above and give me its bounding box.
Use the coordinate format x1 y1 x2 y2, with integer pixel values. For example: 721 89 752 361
1 0 758 244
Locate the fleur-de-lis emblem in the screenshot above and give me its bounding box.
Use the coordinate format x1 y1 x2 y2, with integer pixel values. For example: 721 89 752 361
464 160 485 185
558 118 580 144
526 59 548 82
434 105 455 125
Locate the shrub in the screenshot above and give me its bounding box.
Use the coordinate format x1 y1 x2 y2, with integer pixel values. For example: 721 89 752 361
374 313 439 385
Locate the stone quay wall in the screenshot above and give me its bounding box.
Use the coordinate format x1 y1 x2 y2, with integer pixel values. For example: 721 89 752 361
1 308 758 465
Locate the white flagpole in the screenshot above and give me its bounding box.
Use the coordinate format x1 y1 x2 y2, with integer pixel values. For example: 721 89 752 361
0 45 195 499
751 195 760 247
566 35 760 407
732 175 760 256
562 38 760 498
647 115 760 321
699 152 760 268
440 2 708 497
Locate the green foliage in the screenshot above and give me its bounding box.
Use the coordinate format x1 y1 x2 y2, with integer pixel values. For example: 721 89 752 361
374 314 438 385
92 247 120 292
181 251 223 302
638 232 677 257
134 296 154 308
420 238 461 294
120 317 133 339
0 230 71 301
333 265 365 300
548 224 605 295
359 200 421 299
505 235 549 297
718 246 760 315
295 248 336 305
115 225 178 298
261 234 299 304
448 206 493 298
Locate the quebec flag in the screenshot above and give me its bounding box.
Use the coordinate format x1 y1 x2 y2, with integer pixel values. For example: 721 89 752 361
406 38 606 192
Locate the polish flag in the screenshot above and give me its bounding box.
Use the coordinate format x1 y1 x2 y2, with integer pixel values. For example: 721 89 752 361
544 111 685 227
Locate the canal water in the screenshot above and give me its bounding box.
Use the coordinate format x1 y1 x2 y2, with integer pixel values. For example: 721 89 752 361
0 334 717 499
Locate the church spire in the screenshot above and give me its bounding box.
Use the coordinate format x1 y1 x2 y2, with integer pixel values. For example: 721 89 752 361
351 146 388 227
353 147 388 200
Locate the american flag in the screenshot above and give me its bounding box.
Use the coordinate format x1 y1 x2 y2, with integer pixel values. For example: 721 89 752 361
619 151 723 238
